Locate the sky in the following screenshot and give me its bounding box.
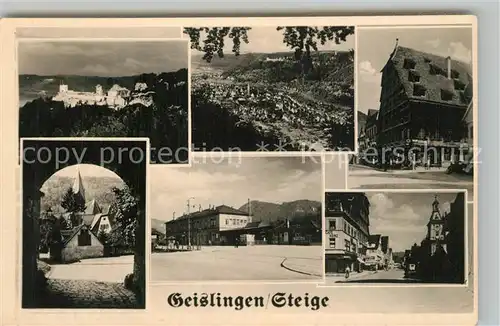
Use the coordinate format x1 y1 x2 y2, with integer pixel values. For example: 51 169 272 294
324 154 348 189
16 27 181 39
357 27 473 114
149 156 322 221
43 163 122 182
187 26 354 55
366 192 463 252
18 40 188 76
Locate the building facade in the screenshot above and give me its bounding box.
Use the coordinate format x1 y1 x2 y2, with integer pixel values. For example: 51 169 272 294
324 192 370 273
165 205 252 246
376 41 472 167
365 234 385 270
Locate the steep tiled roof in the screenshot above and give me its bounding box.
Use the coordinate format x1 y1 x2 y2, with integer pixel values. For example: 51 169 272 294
72 170 86 202
388 45 472 107
84 199 102 215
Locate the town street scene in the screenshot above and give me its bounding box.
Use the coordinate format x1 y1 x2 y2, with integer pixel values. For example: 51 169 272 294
18 40 189 163
150 156 323 281
22 140 147 309
348 27 474 201
186 26 355 152
324 191 470 286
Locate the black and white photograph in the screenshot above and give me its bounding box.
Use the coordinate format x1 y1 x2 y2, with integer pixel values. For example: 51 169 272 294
149 155 325 282
187 26 355 152
18 40 189 164
324 191 470 285
348 27 474 201
21 139 147 308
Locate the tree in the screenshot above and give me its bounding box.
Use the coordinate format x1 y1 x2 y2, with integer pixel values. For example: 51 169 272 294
109 186 138 249
184 27 251 62
184 26 354 67
61 187 86 213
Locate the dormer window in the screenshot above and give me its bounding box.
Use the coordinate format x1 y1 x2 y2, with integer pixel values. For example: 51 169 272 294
408 70 420 83
403 58 416 69
454 79 466 90
441 89 454 101
413 84 426 97
429 64 445 76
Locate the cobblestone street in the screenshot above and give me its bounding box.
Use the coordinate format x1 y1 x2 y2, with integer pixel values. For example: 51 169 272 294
37 279 139 308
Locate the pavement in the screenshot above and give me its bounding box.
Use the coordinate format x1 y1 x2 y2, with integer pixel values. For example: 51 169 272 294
35 255 140 308
341 166 474 201
47 255 134 283
37 279 139 308
152 245 323 282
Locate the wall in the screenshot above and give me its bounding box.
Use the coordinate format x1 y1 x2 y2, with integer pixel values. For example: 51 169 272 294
62 229 104 263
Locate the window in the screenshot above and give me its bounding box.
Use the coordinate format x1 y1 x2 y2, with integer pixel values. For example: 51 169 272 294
329 237 336 249
345 239 351 252
329 219 336 231
403 58 416 70
225 219 229 225
408 70 420 83
413 84 426 97
441 89 454 101
454 79 466 90
78 228 91 246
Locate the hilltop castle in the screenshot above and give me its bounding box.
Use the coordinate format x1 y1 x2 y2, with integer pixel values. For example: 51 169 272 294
52 83 130 108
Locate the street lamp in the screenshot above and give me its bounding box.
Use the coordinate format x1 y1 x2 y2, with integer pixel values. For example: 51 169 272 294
187 197 195 250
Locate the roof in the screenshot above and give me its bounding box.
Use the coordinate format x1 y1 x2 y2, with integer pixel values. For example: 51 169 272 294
84 199 102 215
387 44 472 107
166 204 250 224
72 170 86 202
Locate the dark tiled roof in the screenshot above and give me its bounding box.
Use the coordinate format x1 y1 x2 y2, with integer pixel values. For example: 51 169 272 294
84 199 102 215
389 45 472 106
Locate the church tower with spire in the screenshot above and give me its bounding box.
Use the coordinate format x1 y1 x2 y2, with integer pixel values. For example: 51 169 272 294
426 194 446 255
72 169 86 203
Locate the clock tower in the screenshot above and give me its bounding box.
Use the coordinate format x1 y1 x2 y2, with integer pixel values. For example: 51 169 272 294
426 195 446 255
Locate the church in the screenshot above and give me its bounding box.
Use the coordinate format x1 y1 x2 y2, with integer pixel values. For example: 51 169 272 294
44 170 117 263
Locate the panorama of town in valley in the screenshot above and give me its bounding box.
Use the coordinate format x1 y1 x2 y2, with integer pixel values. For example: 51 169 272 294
188 26 355 152
324 191 469 286
350 28 474 199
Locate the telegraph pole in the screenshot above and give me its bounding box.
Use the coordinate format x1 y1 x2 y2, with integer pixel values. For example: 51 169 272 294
187 197 195 250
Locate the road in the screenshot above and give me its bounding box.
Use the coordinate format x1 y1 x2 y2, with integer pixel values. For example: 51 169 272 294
336 268 415 284
343 168 474 201
151 245 323 282
47 255 134 283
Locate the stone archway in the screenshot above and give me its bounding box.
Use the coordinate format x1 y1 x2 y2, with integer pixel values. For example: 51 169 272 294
22 139 147 308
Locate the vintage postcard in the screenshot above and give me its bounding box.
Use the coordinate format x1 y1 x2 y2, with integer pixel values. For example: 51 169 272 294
0 16 477 326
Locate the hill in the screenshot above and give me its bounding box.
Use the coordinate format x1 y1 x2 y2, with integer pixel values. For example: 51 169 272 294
238 199 321 223
151 218 167 234
19 69 188 102
40 175 125 213
191 50 355 151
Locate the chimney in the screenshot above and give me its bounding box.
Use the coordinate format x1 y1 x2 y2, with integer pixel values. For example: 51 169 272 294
446 56 451 79
172 212 175 220
199 204 202 212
